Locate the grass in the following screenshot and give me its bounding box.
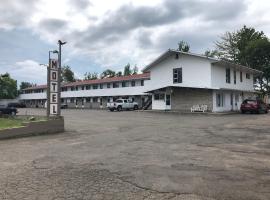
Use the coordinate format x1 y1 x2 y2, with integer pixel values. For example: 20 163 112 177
0 118 26 130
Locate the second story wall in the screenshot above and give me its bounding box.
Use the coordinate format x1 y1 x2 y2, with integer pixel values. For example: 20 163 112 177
211 64 254 91
144 54 212 90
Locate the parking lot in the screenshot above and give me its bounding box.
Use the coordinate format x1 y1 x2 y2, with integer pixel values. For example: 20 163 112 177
0 109 270 200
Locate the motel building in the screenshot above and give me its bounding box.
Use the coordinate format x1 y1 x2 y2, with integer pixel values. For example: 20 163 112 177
19 50 261 112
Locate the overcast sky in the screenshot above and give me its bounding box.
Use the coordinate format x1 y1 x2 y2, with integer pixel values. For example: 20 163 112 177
0 0 269 84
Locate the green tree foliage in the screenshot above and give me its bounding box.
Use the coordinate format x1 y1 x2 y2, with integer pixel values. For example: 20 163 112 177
177 40 190 52
132 65 138 75
18 82 33 94
124 63 132 76
62 66 75 82
204 49 220 58
19 82 32 90
215 25 266 64
244 38 270 93
0 73 17 99
100 69 116 79
84 72 98 80
116 71 122 77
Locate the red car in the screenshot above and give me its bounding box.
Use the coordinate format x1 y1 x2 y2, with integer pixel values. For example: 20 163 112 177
240 99 268 114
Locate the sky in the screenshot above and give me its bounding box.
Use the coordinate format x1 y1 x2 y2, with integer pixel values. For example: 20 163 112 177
0 0 270 84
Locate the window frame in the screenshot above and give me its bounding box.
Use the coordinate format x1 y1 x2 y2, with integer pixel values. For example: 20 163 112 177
226 68 231 83
173 68 182 83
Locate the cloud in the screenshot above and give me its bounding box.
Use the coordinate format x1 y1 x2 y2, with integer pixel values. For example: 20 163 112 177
0 60 47 84
39 18 67 30
0 0 268 83
0 0 39 30
68 0 92 10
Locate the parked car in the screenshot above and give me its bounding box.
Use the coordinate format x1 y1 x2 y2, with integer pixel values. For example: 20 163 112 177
107 99 139 111
8 102 26 108
0 105 18 115
240 99 268 114
61 104 68 109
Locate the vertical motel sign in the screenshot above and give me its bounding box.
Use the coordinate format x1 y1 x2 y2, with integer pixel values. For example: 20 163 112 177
47 59 60 116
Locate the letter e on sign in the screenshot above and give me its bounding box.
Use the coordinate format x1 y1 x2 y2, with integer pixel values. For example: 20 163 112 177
50 93 58 103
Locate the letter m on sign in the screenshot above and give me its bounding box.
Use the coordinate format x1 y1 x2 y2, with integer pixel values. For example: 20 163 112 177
51 59 58 69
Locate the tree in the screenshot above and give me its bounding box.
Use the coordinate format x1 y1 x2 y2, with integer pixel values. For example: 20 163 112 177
132 65 138 75
100 69 116 79
18 82 33 94
204 49 220 58
177 40 190 52
215 25 266 64
62 66 75 82
84 72 98 80
244 38 270 94
124 63 132 76
116 71 122 77
0 73 17 99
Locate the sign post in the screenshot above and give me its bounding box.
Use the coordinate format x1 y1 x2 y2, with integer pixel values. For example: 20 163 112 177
47 59 60 117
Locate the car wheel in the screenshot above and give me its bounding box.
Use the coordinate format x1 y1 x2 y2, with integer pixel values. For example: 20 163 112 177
133 105 138 110
117 106 122 112
109 108 114 112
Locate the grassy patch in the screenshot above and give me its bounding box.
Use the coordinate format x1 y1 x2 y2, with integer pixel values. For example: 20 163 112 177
0 118 26 130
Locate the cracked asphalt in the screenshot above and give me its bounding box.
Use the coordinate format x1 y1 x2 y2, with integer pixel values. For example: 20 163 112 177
0 109 270 200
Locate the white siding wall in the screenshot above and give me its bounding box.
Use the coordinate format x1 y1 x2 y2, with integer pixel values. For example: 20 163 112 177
19 92 46 100
211 65 254 91
144 54 212 91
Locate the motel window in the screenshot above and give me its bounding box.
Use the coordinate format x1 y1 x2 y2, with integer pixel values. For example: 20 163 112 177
226 68 231 83
71 87 74 91
93 85 98 89
141 80 144 86
100 84 103 89
240 71 243 82
86 85 91 90
113 82 119 88
154 94 165 100
131 81 136 87
216 93 224 107
75 98 78 105
107 83 111 88
173 68 182 83
233 70 236 84
246 73 250 79
75 86 78 91
86 98 90 103
93 97 98 102
81 86 85 90
70 98 74 103
122 81 126 87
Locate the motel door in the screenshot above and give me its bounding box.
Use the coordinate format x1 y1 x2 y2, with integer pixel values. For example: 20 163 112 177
165 94 171 110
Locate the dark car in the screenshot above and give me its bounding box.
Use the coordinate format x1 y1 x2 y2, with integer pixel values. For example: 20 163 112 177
0 105 18 115
61 104 68 109
240 99 268 114
7 102 26 108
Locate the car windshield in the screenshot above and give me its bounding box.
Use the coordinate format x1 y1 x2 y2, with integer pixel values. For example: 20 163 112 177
115 100 122 103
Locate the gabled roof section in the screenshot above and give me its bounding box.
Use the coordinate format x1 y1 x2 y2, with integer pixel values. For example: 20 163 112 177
22 73 150 90
142 49 263 74
142 49 218 72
